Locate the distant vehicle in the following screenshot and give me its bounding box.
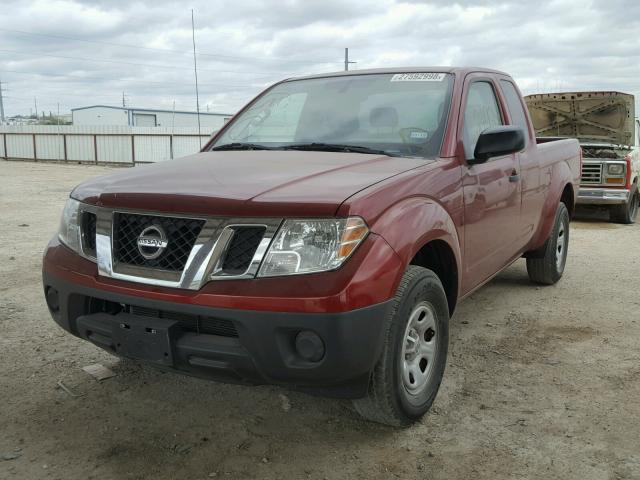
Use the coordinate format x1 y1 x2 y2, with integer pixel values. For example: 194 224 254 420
526 92 639 223
43 67 580 426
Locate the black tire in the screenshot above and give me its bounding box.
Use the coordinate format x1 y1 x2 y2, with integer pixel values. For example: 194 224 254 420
526 202 570 285
610 184 638 224
353 266 449 427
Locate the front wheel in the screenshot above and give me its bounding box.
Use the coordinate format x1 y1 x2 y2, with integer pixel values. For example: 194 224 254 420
610 185 638 224
526 202 570 285
353 266 449 427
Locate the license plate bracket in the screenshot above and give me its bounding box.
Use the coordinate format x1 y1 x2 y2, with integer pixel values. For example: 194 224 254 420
111 314 179 366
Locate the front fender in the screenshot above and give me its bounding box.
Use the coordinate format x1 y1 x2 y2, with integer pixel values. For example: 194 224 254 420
368 196 462 293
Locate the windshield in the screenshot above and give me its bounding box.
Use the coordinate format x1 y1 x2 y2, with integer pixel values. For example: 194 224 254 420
211 72 454 158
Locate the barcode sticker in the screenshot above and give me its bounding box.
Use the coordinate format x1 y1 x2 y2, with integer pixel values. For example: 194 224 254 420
390 73 446 82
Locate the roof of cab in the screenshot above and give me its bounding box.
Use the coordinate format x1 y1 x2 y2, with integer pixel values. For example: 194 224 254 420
287 66 510 82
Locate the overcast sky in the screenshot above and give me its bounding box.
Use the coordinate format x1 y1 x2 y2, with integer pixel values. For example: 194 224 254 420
1 0 639 117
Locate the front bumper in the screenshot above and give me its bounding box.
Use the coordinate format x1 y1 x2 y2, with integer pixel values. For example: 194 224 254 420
42 271 393 399
577 187 630 205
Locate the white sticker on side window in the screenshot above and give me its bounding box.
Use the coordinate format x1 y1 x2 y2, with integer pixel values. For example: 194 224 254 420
390 73 446 82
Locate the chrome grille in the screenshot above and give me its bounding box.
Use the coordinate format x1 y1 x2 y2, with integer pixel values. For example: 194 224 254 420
91 209 282 290
581 163 603 185
112 213 205 272
220 227 266 275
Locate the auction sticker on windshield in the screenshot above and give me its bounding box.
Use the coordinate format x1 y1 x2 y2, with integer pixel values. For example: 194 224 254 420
390 73 446 82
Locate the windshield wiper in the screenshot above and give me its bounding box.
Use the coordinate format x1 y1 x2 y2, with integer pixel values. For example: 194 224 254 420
211 142 277 151
283 143 396 156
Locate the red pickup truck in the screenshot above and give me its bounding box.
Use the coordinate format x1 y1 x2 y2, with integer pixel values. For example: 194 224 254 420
43 67 580 426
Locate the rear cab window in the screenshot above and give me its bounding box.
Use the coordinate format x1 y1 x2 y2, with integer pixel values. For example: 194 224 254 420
500 80 529 146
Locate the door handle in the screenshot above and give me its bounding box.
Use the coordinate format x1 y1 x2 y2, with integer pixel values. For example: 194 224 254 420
509 169 520 183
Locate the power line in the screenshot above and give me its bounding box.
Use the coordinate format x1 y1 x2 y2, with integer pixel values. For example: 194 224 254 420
0 68 269 89
0 48 301 76
0 27 336 65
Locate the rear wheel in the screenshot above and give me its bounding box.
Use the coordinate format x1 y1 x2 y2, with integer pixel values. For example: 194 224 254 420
353 266 449 427
610 185 638 224
526 202 570 285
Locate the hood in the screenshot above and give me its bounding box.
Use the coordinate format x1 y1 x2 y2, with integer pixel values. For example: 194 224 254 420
72 151 429 217
525 91 635 146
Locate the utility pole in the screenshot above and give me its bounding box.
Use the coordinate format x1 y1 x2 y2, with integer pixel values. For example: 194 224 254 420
34 97 38 119
0 76 5 124
122 91 127 108
57 102 62 161
344 48 356 71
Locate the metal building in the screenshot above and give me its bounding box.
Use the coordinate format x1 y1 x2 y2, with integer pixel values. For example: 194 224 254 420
72 105 233 129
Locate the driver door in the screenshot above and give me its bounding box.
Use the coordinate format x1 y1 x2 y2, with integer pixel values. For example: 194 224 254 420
461 77 522 290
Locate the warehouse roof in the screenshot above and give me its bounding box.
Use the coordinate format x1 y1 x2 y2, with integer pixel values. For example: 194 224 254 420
71 105 233 116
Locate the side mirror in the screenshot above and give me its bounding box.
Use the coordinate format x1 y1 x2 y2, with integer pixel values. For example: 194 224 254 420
471 126 525 164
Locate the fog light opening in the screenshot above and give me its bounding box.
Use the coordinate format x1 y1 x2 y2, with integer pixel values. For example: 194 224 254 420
45 287 60 313
294 331 325 363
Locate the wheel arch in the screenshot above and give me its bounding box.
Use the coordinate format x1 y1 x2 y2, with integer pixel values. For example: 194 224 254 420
561 182 575 218
409 239 459 315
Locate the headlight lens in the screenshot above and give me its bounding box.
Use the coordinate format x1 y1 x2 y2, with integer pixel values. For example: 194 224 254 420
58 198 82 253
607 163 625 175
257 217 368 277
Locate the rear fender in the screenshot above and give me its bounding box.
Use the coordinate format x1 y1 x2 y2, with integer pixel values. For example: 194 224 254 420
529 160 574 251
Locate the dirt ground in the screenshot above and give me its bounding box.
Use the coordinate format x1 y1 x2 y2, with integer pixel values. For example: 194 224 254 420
1 160 639 480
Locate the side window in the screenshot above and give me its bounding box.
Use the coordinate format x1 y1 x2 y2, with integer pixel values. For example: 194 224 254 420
463 82 503 159
500 80 529 146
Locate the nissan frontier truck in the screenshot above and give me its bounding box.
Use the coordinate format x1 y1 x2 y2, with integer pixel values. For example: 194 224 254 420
43 68 581 426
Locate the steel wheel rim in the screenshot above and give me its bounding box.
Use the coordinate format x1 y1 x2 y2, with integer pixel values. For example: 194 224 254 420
401 301 438 396
556 220 568 270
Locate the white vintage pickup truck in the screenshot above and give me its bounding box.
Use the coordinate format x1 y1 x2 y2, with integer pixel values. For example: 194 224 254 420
526 91 639 223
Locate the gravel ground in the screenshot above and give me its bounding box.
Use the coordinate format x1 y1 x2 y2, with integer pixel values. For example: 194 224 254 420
1 160 639 480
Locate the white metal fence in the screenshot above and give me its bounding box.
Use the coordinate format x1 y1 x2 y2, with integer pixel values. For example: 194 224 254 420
0 125 216 164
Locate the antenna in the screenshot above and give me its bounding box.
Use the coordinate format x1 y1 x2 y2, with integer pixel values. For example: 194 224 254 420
191 9 202 148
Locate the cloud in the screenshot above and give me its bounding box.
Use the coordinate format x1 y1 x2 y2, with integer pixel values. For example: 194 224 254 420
1 0 639 118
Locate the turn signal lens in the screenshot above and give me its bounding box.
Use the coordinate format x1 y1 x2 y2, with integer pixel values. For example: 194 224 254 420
606 177 625 184
337 218 369 260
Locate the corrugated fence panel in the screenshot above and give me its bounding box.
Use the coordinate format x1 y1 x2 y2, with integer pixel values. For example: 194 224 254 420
35 135 65 161
66 135 95 162
134 135 171 162
173 136 203 159
96 135 133 164
1 126 217 164
6 134 35 159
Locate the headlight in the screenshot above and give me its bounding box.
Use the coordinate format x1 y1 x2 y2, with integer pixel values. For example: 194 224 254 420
607 163 625 175
257 217 368 277
58 198 82 253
